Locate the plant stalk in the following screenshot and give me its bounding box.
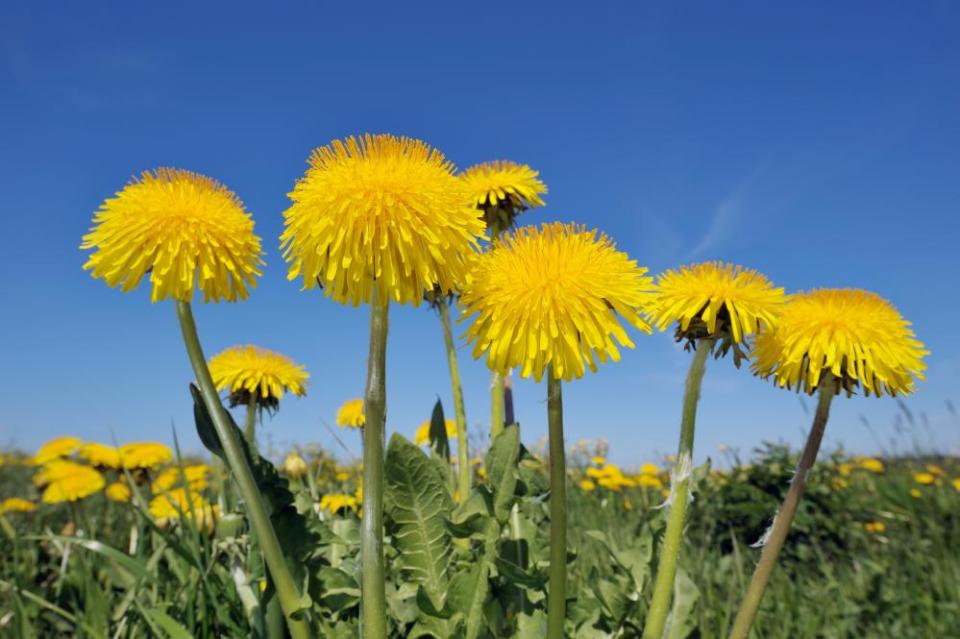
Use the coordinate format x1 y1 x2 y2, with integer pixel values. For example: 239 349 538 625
175 301 310 639
491 372 505 440
503 371 516 426
361 289 389 639
439 299 470 501
546 366 567 639
244 394 258 452
728 374 835 639
643 338 712 639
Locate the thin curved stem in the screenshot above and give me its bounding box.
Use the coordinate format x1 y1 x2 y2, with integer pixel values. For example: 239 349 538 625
491 372 505 440
361 290 389 639
546 368 567 639
175 301 310 639
728 375 835 639
244 394 258 453
643 339 712 639
439 299 470 501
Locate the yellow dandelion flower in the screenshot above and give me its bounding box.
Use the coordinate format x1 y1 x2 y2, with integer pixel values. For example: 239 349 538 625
149 488 218 529
648 262 784 361
859 458 885 473
0 497 37 514
591 456 606 466
335 471 350 482
105 482 131 503
637 474 663 489
81 168 263 303
33 436 81 465
40 462 105 504
910 488 922 498
460 222 654 381
579 479 596 492
77 443 121 469
336 399 366 428
119 442 173 470
640 463 660 476
913 472 935 486
838 463 854 477
319 493 359 514
459 160 547 234
863 521 886 534
952 478 960 492
415 419 458 446
282 453 308 479
281 134 485 307
926 464 945 477
752 289 927 397
209 345 309 408
153 465 211 492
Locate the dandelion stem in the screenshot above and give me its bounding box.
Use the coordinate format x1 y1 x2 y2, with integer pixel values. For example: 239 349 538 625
439 298 470 501
244 394 258 452
361 289 389 639
546 367 567 639
728 374 835 639
491 372 505 440
175 301 311 639
643 339 712 639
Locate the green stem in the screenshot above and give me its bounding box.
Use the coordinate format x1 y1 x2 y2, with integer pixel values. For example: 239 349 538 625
439 299 471 501
643 339 712 639
244 394 258 453
546 367 567 639
728 375 835 639
175 302 311 639
491 372 505 440
503 372 516 426
361 290 389 639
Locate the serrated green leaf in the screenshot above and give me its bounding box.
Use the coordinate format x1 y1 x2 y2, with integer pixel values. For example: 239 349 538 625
486 425 520 522
140 608 193 639
447 562 489 639
385 433 454 611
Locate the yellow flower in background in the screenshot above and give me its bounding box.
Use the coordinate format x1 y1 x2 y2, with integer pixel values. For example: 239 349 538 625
863 521 886 534
926 464 945 477
81 168 263 303
281 134 485 306
838 463 854 477
460 222 654 381
119 442 173 470
753 289 927 397
415 419 458 446
859 458 885 473
209 345 309 406
952 478 960 492
832 477 848 490
319 493 359 514
335 470 350 482
33 436 81 465
282 453 309 479
149 488 218 529
636 474 663 489
579 479 596 492
459 160 547 234
336 399 366 428
105 482 131 503
591 456 606 466
640 463 659 476
0 497 37 514
910 488 922 498
913 472 935 486
153 465 211 492
648 262 784 356
39 462 105 504
77 443 121 469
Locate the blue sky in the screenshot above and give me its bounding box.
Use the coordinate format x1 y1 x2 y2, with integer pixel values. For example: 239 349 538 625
2 1 958 467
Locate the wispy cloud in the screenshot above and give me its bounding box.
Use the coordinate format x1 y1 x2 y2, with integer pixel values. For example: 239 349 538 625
684 167 766 260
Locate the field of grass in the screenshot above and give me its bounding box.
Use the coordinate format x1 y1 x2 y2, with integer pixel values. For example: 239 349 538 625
2 428 958 638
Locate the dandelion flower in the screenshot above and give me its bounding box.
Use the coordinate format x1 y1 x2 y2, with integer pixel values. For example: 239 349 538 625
153 465 211 492
579 479 596 492
336 399 366 428
863 521 886 534
910 488 922 498
77 443 121 469
637 474 663 489
591 456 606 466
640 463 660 476
649 262 784 363
209 345 309 409
952 478 960 492
913 472 935 486
460 160 547 234
105 482 131 503
282 453 308 479
149 488 218 529
119 442 173 470
33 436 81 465
39 461 105 504
414 419 458 446
319 493 359 514
0 497 37 514
752 289 928 396
858 458 884 473
460 222 654 381
281 134 485 307
81 168 263 303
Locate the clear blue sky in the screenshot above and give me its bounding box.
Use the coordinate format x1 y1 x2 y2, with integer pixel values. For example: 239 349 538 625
2 1 958 466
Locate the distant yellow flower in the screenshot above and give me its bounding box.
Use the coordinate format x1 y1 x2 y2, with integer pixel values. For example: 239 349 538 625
154 465 211 492
149 488 218 529
753 289 927 396
460 160 547 234
863 521 886 534
77 443 121 469
281 134 485 307
33 436 81 465
105 482 131 503
640 463 659 476
282 453 308 479
460 222 654 381
926 464 945 477
636 474 663 489
336 399 366 428
913 472 935 486
415 419 458 446
952 478 960 492
859 458 885 473
832 478 848 490
648 262 784 359
209 345 309 407
838 463 854 477
335 471 350 482
119 442 173 470
591 456 606 466
0 497 37 514
39 461 105 504
910 488 922 498
319 493 359 514
81 168 263 303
